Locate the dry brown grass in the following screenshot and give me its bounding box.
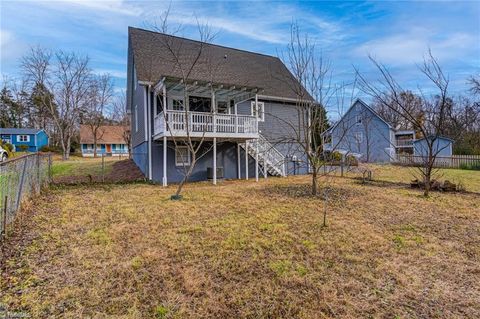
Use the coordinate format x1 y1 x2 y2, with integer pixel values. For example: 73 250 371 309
1 173 479 318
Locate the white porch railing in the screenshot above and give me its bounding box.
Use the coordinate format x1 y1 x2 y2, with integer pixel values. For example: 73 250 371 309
154 110 258 139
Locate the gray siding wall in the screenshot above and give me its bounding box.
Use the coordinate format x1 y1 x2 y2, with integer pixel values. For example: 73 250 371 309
414 138 453 157
331 100 393 162
150 141 266 183
131 79 147 148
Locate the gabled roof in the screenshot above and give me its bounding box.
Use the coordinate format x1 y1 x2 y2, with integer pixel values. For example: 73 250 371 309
79 125 128 144
323 98 392 135
128 27 313 101
0 128 44 135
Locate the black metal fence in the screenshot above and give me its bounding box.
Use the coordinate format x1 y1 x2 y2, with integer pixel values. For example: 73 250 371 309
0 153 52 239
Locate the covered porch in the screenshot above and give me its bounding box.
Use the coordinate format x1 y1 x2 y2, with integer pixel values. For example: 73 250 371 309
152 77 262 140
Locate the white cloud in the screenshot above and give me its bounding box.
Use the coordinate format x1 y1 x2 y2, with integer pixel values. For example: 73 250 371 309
0 29 28 64
354 27 477 65
93 68 126 79
39 0 142 16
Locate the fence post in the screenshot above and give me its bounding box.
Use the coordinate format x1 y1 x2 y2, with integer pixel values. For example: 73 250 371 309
36 153 41 193
48 154 52 183
2 196 7 239
16 157 28 211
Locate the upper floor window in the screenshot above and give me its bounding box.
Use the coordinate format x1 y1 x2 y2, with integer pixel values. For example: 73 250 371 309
17 135 30 142
172 99 184 111
251 101 265 122
355 132 363 143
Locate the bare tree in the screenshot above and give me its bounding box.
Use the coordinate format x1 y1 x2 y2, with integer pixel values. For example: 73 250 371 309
22 47 93 160
356 51 465 196
111 91 131 158
83 74 114 157
274 23 357 198
147 9 222 198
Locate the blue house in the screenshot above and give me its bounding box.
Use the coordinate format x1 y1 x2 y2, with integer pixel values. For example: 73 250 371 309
322 99 454 162
126 27 312 184
0 128 49 152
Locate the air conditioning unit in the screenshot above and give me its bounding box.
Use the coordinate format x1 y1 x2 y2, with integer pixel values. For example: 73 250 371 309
207 167 224 179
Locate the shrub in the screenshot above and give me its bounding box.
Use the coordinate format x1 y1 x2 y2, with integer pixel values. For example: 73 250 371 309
346 155 359 166
330 151 343 162
17 144 29 152
40 145 61 153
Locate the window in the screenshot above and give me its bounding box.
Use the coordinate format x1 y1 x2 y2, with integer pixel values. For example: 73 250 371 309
17 135 30 142
134 105 138 132
251 101 265 122
355 115 362 125
175 146 191 166
217 101 228 114
172 99 184 111
355 132 363 143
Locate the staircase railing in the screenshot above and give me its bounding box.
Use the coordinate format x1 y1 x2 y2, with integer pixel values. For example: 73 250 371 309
248 135 286 176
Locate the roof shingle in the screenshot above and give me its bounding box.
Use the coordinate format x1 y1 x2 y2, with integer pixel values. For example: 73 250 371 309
128 27 312 101
79 125 128 144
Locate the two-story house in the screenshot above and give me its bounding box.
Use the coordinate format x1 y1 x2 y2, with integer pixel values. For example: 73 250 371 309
126 27 313 185
322 99 454 162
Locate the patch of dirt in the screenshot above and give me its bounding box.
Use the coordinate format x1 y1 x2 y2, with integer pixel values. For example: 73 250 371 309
261 182 355 201
54 159 145 185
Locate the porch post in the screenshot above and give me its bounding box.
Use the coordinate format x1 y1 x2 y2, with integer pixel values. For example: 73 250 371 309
245 141 249 180
162 136 167 186
213 137 217 185
237 143 241 179
162 85 167 132
255 141 259 182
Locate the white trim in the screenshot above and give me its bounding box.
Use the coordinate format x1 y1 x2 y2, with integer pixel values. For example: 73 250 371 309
134 105 138 132
147 86 152 180
17 135 30 142
175 146 191 166
163 136 167 186
251 101 265 122
144 87 148 141
213 137 217 185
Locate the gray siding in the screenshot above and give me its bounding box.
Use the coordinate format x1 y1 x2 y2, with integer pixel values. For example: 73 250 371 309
414 138 453 157
131 80 147 148
331 100 393 162
150 141 266 183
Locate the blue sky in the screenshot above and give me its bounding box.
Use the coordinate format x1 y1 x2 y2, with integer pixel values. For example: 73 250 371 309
1 0 479 114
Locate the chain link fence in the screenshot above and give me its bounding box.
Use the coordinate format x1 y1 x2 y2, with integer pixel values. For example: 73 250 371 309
0 153 52 239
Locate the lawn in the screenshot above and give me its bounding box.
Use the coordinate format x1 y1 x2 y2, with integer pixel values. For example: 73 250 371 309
364 164 480 193
51 155 118 178
1 170 479 318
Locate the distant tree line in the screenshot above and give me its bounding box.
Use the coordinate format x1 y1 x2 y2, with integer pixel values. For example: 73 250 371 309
0 47 130 159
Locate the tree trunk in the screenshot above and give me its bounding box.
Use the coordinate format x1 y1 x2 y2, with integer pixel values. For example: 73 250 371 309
93 136 97 158
174 158 196 198
311 168 318 196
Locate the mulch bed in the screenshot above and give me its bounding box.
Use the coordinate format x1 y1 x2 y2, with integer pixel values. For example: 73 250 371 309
53 159 145 185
